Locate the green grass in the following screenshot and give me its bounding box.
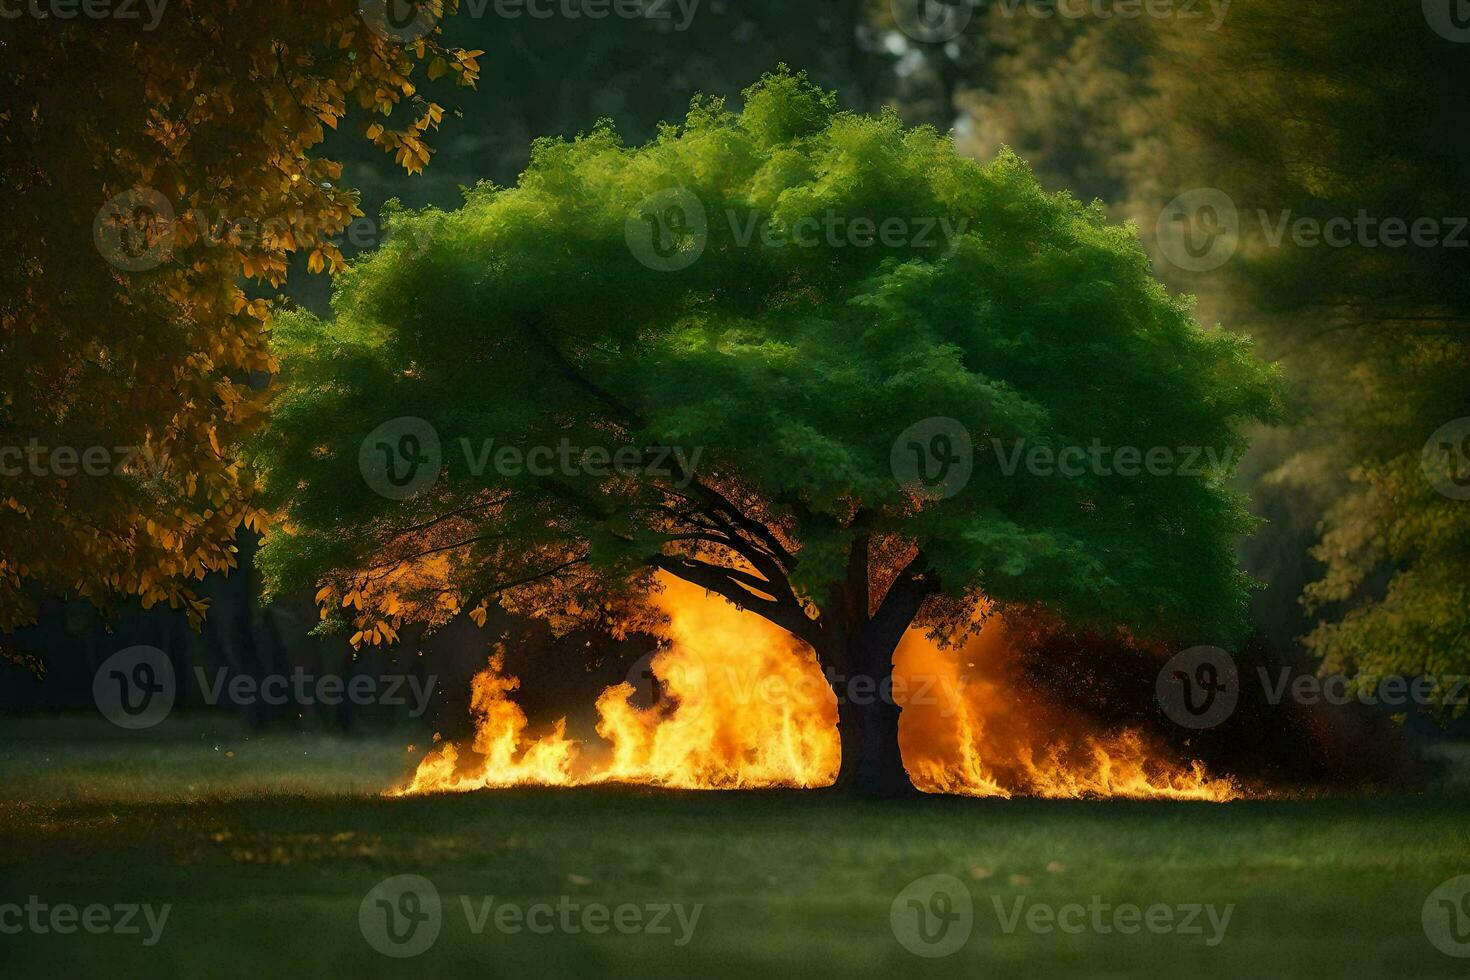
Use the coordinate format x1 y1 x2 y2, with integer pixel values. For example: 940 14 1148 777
2 717 1469 978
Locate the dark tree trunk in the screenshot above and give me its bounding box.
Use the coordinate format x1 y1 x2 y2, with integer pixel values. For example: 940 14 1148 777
831 633 916 798
820 538 933 799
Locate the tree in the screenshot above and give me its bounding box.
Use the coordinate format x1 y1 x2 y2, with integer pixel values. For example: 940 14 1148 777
1145 2 1470 714
0 0 479 634
254 70 1278 796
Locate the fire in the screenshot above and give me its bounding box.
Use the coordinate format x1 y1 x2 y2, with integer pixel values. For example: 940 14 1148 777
394 574 1237 801
393 574 838 795
896 617 1238 801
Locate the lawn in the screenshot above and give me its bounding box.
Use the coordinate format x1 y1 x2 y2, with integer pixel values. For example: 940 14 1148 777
2 717 1468 978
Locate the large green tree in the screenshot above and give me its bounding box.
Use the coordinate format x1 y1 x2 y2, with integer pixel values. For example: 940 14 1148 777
255 70 1277 795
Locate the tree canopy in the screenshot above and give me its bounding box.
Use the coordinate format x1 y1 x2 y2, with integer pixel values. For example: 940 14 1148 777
256 69 1278 665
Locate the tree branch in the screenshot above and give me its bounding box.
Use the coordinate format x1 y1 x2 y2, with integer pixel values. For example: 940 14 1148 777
649 555 821 648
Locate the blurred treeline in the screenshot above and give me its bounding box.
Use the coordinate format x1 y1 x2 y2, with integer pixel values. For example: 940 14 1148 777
5 0 1466 736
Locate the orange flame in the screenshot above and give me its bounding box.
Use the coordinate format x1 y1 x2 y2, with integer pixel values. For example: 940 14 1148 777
896 616 1237 800
394 573 1236 801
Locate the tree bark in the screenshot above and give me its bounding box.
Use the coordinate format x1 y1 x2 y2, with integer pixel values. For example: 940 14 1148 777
821 544 935 799
830 632 916 798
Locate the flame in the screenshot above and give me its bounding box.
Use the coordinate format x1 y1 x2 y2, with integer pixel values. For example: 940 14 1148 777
393 574 838 795
395 574 1237 801
896 616 1237 801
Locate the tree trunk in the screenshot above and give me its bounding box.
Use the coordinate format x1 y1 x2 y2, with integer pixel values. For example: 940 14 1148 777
829 633 919 798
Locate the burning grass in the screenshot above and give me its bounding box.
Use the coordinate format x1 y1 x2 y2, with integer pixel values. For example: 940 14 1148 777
395 574 1239 801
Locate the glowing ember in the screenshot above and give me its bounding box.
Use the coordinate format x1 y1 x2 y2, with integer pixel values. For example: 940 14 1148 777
393 574 1237 801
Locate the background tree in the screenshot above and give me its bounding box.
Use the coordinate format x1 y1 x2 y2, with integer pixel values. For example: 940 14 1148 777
1149 1 1470 714
0 0 479 634
255 70 1278 795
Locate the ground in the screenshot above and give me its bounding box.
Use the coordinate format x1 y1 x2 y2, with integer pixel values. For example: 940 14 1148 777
2 717 1469 978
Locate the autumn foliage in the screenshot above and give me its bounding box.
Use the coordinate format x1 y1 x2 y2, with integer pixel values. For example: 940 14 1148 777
0 0 479 630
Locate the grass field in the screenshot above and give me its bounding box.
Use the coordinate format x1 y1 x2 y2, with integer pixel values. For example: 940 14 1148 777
3 717 1469 978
